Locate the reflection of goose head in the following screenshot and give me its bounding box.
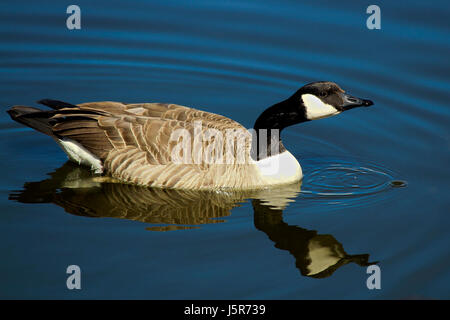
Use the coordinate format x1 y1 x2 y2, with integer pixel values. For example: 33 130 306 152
10 163 375 277
252 199 377 278
303 235 374 278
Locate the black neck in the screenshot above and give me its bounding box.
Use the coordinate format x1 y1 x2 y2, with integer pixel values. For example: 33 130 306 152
251 97 308 161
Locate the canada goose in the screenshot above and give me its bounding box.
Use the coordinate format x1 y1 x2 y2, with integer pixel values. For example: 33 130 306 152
7 81 373 190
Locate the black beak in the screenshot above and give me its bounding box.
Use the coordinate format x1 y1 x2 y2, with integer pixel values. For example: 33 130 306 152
341 93 373 111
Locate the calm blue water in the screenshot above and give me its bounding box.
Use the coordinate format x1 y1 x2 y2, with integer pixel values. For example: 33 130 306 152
0 0 449 299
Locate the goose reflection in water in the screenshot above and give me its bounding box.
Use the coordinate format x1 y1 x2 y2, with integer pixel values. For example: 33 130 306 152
9 162 376 278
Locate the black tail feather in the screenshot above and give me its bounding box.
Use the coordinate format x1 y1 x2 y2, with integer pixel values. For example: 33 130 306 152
7 99 103 137
37 99 78 110
7 105 54 136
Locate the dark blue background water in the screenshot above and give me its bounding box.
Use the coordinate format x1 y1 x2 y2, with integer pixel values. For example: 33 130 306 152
0 0 449 299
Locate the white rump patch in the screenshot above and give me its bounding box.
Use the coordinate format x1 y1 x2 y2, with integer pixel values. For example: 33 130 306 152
301 94 340 120
56 139 103 174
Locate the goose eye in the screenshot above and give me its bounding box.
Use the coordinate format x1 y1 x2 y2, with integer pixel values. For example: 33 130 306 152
319 91 328 98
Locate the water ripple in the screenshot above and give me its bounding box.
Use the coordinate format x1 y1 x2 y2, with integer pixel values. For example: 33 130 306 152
296 157 405 211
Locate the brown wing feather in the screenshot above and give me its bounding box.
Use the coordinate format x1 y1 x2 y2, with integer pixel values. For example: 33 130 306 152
45 101 259 189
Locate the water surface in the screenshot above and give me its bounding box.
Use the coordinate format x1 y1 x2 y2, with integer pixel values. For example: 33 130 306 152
0 0 449 299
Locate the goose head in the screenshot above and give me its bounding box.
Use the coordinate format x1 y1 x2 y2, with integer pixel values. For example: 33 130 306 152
254 81 374 131
295 81 373 120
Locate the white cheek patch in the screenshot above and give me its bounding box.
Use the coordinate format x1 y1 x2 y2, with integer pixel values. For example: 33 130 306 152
301 94 341 120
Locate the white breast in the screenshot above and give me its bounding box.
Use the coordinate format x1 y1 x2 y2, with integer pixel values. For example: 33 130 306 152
254 151 302 185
